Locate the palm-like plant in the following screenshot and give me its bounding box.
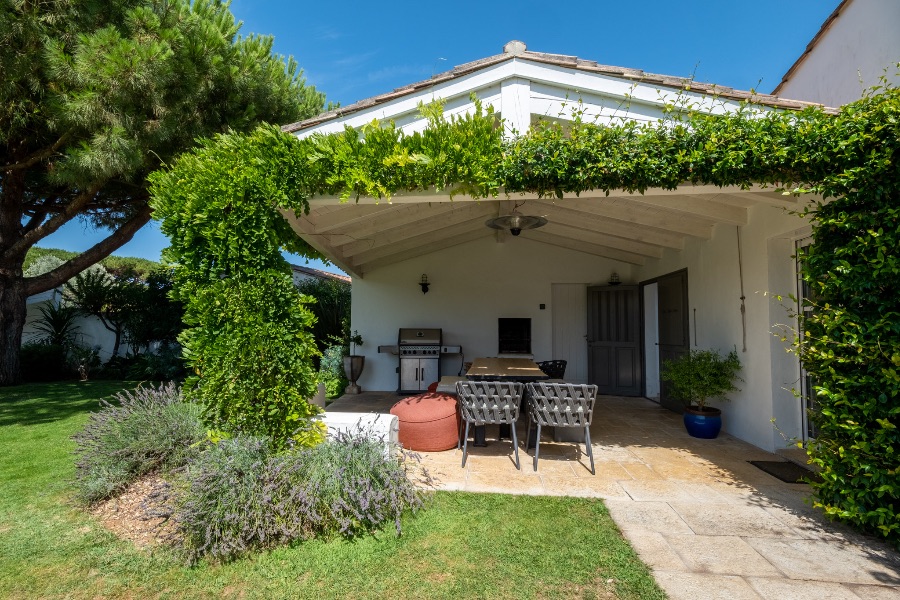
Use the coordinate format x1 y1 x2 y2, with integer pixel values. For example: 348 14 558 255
31 303 81 347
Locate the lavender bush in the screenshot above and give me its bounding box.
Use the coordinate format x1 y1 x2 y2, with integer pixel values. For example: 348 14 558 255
72 382 204 503
175 431 424 563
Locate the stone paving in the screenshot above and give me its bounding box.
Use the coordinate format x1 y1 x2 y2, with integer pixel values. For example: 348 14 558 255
328 392 900 599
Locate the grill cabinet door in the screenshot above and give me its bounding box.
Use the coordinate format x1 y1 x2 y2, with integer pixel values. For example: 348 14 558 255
400 359 420 392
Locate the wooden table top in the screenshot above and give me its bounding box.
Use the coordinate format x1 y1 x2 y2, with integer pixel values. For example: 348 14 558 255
466 357 547 381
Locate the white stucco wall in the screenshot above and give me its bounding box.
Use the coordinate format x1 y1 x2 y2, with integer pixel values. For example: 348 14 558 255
776 0 900 107
351 236 632 393
632 203 811 452
24 298 124 361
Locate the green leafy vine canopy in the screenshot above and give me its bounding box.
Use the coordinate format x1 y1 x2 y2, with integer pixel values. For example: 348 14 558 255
150 87 900 543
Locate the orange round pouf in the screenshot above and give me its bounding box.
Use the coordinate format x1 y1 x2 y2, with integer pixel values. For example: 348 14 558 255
390 392 460 452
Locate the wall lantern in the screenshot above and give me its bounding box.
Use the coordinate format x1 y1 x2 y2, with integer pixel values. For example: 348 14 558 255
608 272 621 286
419 274 430 294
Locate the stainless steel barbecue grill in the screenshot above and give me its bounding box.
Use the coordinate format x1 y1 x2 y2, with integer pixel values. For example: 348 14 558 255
398 328 441 393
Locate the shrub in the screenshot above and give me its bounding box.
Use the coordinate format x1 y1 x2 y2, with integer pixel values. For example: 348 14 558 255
318 343 348 399
20 341 68 382
179 274 323 448
660 348 742 410
175 430 423 563
126 343 187 381
72 382 205 504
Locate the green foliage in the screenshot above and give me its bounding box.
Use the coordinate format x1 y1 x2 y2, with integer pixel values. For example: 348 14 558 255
65 269 132 359
24 248 160 279
295 276 351 354
29 303 81 348
151 81 900 546
151 127 324 448
794 87 900 547
661 349 742 410
319 344 349 399
72 382 204 504
120 269 184 352
0 0 326 384
178 276 322 447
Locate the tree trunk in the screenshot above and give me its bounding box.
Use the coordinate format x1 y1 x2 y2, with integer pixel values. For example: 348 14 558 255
0 266 27 385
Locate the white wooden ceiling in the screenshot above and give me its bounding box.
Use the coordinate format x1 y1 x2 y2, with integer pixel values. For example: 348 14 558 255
282 185 807 278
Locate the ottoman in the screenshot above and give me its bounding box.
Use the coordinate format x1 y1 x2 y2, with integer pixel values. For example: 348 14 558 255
390 392 460 452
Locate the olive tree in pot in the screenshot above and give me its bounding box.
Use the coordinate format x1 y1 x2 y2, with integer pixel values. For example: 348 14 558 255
661 348 742 439
343 331 365 395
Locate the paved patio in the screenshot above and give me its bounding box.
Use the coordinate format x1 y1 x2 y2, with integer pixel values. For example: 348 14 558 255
329 392 900 599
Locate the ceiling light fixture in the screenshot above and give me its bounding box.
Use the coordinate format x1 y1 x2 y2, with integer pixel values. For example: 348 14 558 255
485 202 548 236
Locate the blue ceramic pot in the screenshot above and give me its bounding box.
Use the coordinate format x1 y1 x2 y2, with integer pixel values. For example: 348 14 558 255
683 406 722 439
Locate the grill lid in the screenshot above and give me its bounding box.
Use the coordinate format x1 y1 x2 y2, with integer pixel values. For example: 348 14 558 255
398 328 441 345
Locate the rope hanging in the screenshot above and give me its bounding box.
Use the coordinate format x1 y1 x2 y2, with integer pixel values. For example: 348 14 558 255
736 226 747 352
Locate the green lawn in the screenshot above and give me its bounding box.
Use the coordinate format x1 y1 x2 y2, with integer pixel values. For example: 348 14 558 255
0 381 665 600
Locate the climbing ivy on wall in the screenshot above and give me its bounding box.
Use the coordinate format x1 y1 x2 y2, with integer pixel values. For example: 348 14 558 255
150 87 899 542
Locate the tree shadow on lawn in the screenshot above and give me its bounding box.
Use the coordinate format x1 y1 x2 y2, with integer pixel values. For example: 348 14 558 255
0 380 135 427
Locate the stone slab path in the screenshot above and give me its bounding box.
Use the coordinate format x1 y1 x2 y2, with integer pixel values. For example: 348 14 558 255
329 393 900 599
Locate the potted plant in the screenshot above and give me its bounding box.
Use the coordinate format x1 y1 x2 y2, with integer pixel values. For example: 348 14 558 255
661 348 742 439
342 330 365 394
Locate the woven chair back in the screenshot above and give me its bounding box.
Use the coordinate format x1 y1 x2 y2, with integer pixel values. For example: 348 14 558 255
456 381 524 426
526 382 598 428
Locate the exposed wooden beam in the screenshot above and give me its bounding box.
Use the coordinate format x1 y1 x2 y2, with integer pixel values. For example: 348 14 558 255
331 202 466 245
357 229 493 274
278 209 362 278
535 202 685 250
538 223 663 258
613 193 748 225
527 231 647 265
309 204 395 232
349 214 493 265
342 205 495 258
552 197 713 238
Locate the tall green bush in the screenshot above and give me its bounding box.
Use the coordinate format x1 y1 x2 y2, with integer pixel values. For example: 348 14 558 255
150 127 324 448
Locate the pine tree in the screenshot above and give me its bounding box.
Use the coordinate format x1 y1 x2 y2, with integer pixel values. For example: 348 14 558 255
0 0 325 383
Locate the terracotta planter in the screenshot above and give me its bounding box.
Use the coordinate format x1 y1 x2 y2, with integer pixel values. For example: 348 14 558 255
683 405 722 439
343 355 365 394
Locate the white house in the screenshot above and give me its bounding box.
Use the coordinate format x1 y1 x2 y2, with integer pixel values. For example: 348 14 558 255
290 263 351 286
280 40 836 454
773 0 900 107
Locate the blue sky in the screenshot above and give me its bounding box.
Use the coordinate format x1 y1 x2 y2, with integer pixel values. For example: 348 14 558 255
40 0 840 274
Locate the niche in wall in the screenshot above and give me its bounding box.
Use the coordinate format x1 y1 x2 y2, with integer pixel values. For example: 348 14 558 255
498 318 531 354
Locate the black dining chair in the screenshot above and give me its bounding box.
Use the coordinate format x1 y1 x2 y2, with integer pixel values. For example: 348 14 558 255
536 360 567 380
456 380 524 469
525 382 598 474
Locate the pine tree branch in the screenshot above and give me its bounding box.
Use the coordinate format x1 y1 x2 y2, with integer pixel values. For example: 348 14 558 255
25 203 153 296
1 185 101 261
0 133 71 172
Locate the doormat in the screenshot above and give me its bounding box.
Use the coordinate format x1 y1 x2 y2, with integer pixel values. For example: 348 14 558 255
749 460 821 484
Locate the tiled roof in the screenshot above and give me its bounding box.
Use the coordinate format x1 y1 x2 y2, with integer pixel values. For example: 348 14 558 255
291 263 351 284
283 41 838 133
773 0 850 95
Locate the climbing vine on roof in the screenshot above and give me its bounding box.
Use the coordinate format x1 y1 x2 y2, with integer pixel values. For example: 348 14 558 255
151 86 899 543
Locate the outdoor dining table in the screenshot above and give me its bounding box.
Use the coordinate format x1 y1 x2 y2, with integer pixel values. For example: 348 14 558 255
465 357 548 446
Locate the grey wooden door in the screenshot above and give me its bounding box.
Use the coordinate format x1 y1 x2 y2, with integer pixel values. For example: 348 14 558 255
657 270 690 411
587 285 641 396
